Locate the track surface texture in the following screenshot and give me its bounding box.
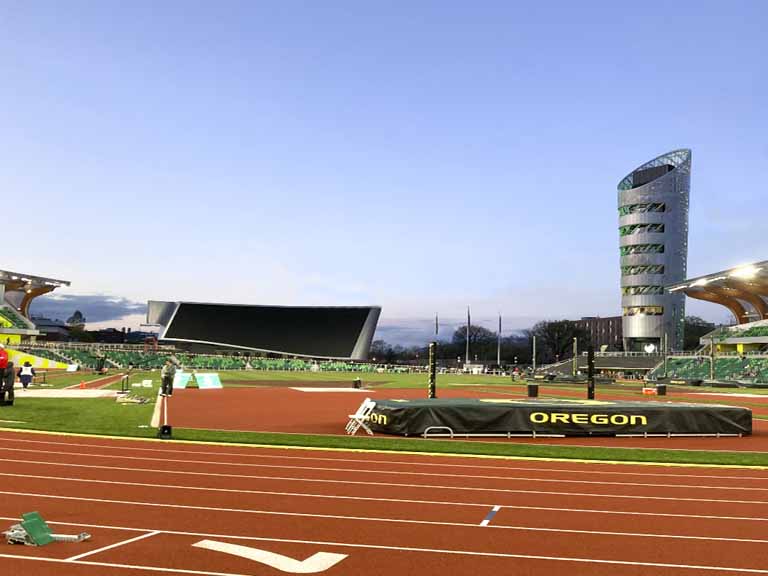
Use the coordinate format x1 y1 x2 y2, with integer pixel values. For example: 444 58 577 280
167 387 768 451
1 430 768 575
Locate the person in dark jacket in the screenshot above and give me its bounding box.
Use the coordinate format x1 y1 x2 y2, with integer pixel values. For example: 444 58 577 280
160 359 176 396
17 361 36 389
1 361 15 406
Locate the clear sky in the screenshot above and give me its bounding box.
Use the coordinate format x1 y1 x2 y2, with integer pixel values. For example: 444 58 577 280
2 1 766 344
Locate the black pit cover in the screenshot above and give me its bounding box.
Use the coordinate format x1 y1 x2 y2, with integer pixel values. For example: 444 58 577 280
367 399 752 437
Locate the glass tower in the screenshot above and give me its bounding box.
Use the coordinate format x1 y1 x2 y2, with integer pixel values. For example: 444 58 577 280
617 149 691 352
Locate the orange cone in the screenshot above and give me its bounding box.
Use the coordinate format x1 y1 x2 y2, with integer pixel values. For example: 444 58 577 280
79 381 86 389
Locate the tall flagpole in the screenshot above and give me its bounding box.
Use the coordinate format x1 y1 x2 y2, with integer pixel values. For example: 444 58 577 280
466 306 470 367
497 313 502 366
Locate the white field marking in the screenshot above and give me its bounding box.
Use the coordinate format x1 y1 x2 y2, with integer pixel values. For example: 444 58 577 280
6 458 768 507
3 436 768 482
65 530 161 561
193 539 347 573
4 471 768 525
696 393 768 398
0 554 266 576
0 420 25 424
64 373 123 390
150 389 163 428
3 517 768 574
3 490 768 545
2 446 767 493
2 539 768 575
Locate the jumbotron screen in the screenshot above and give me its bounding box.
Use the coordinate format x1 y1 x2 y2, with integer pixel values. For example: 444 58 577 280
162 303 374 358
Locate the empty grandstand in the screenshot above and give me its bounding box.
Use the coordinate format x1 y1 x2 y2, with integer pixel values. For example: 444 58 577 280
0 269 70 345
538 352 661 380
650 261 768 385
668 260 768 324
648 355 768 385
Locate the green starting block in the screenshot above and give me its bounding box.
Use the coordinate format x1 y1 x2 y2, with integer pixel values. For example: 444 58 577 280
22 512 51 531
4 512 90 546
20 518 54 546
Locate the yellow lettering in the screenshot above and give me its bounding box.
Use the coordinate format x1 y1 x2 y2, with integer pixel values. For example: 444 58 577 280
369 413 388 425
611 414 629 425
630 415 648 426
530 412 549 423
571 414 588 424
550 413 569 424
592 414 609 424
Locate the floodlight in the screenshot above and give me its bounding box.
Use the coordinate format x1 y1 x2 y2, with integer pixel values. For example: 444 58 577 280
731 265 760 279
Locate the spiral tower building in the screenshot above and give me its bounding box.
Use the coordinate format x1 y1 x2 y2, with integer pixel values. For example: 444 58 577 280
617 149 691 352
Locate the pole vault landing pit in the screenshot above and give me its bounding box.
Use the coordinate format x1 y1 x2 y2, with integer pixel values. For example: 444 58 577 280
366 398 752 438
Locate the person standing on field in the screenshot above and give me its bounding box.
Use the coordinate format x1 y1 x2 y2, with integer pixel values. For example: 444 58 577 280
1 361 14 406
160 359 176 396
17 361 36 389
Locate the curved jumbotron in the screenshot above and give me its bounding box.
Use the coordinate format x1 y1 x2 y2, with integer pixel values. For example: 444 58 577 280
148 300 381 360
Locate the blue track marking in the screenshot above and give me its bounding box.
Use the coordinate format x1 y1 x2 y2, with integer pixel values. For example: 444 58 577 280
480 505 501 526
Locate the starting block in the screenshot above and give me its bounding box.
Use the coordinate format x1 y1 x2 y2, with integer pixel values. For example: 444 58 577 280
642 387 658 396
4 512 91 546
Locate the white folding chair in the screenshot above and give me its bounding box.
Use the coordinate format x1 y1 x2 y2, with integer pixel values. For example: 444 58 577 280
346 398 376 436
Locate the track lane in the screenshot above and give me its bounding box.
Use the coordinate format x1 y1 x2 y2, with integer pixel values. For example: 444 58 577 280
4 457 768 520
2 431 768 575
1 496 768 575
1 483 768 571
3 431 768 478
3 445 768 501
2 465 768 540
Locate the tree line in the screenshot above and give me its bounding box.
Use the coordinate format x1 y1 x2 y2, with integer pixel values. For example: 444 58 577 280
370 316 715 366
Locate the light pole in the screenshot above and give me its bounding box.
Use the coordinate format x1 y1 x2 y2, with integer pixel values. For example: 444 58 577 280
572 337 578 377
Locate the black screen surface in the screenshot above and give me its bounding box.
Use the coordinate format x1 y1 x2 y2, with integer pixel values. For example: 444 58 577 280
632 164 673 188
164 303 371 358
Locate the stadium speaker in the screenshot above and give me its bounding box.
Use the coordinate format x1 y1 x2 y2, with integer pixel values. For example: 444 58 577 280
157 425 172 440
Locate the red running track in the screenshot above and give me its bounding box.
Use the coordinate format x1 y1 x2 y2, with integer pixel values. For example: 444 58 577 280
1 430 768 575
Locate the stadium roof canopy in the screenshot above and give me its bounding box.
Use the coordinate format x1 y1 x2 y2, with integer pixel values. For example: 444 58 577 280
667 260 768 324
0 269 70 317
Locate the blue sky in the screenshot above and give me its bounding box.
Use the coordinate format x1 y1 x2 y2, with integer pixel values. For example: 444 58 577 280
2 1 766 344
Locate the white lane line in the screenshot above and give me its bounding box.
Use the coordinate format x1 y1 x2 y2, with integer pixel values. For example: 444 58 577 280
5 458 768 506
149 390 163 428
1 446 766 492
65 530 161 561
480 505 501 527
0 554 259 576
3 517 768 573
2 490 768 544
3 434 768 477
2 539 768 574
3 468 768 523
